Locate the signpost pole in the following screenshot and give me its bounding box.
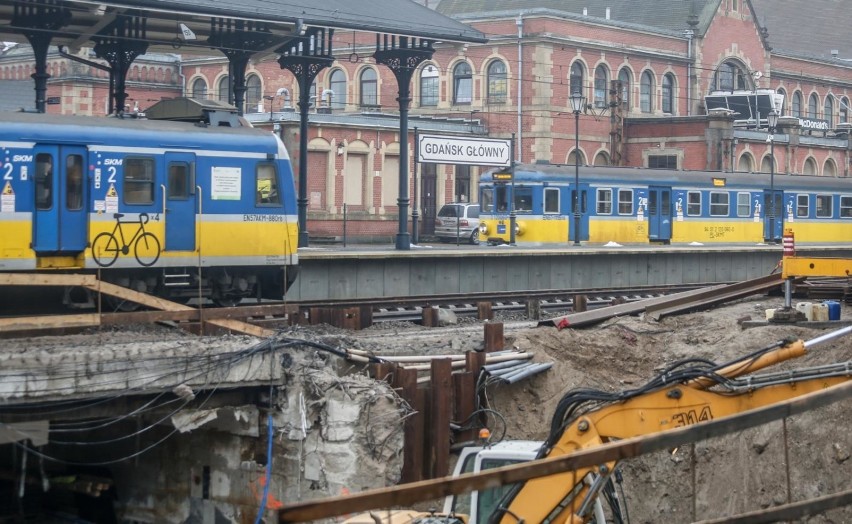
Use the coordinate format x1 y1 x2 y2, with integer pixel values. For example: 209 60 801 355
509 133 516 245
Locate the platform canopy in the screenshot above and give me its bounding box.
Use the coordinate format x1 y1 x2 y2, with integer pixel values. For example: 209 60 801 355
0 0 485 54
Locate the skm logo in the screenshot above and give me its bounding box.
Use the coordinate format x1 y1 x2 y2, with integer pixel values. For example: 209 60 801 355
103 158 123 166
671 406 713 427
12 155 33 162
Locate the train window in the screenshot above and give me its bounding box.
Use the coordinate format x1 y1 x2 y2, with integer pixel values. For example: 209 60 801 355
256 164 281 205
687 191 701 216
168 163 189 200
514 187 533 213
796 195 809 218
495 186 509 212
35 153 53 210
736 193 750 217
544 187 560 214
841 196 852 218
66 154 84 211
617 189 633 215
596 189 612 214
481 188 494 212
710 192 730 217
816 195 832 218
124 158 154 204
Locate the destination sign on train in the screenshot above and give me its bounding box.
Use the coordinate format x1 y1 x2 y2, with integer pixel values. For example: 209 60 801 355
418 133 511 167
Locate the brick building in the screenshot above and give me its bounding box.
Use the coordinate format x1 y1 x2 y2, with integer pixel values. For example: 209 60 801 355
2 0 851 242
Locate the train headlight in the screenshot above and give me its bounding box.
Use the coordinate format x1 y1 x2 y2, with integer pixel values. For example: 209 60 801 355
479 223 489 235
515 221 525 236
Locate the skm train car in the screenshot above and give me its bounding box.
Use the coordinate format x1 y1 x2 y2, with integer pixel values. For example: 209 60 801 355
478 163 852 246
0 105 298 308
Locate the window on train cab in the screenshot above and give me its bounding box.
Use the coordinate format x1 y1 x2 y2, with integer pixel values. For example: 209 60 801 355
687 191 701 216
618 189 633 215
168 162 189 200
481 188 494 212
840 196 852 218
737 193 750 217
66 154 84 211
544 187 560 214
796 194 809 218
816 195 832 218
596 188 613 215
494 185 509 212
514 187 533 213
123 158 154 204
710 191 730 216
35 153 53 210
256 164 280 205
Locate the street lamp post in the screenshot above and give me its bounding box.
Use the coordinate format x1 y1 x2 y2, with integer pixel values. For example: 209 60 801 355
767 110 779 244
570 92 586 246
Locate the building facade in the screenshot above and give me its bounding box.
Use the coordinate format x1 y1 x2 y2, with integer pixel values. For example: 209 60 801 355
2 0 851 242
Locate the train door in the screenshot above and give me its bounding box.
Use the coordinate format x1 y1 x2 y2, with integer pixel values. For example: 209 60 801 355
647 186 672 242
164 153 196 251
763 189 783 242
32 145 88 253
569 184 589 242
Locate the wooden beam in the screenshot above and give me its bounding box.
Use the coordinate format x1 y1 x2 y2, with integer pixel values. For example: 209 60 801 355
0 313 100 333
0 273 98 286
694 488 852 524
277 381 852 522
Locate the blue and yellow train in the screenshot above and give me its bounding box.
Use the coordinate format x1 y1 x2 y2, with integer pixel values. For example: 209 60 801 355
0 106 298 306
478 164 852 246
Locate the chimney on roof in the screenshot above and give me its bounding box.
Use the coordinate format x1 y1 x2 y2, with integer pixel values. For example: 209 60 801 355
583 7 588 15
831 49 839 58
606 7 611 19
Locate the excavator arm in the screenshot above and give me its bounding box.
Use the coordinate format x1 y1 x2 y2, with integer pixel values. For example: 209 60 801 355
492 329 852 524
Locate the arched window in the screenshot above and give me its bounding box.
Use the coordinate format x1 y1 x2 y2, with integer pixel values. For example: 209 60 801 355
245 74 262 113
808 93 818 119
713 60 748 92
760 155 774 173
329 69 346 109
737 153 754 173
640 71 654 113
841 97 850 124
594 151 610 166
453 62 472 104
420 64 439 107
824 159 837 177
824 95 834 127
792 91 802 117
360 68 378 107
618 68 631 111
487 60 507 103
569 61 584 97
218 75 231 104
593 65 608 108
662 73 675 114
191 78 207 99
803 157 817 175
568 149 586 165
776 87 787 115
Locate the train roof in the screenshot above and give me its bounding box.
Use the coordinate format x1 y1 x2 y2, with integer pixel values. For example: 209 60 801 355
482 163 852 192
0 111 279 153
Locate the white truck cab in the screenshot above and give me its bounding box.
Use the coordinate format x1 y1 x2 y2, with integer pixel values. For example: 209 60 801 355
442 440 543 524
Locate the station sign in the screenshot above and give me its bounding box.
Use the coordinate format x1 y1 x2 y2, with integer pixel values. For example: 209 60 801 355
418 133 511 167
